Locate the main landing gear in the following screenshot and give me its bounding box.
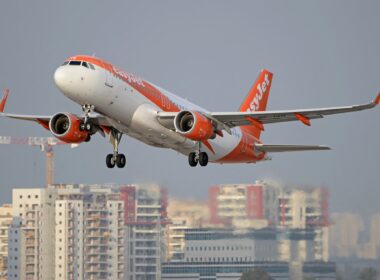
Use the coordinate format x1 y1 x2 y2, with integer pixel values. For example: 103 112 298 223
188 142 209 167
106 128 126 168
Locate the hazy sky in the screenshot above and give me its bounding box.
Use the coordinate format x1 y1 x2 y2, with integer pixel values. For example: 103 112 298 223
0 1 379 217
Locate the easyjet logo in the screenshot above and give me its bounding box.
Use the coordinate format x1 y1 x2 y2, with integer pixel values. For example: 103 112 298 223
246 74 270 112
114 67 145 87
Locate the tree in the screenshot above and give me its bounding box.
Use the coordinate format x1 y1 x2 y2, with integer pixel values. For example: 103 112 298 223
359 267 378 280
240 268 274 280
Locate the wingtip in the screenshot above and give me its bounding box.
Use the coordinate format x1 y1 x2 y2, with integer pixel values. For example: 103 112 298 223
0 88 9 113
374 92 380 105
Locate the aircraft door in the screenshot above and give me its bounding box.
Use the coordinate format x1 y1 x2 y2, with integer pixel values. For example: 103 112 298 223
103 63 113 88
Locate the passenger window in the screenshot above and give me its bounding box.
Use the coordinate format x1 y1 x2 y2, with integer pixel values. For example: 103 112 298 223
62 61 69 66
69 61 81 66
82 62 89 68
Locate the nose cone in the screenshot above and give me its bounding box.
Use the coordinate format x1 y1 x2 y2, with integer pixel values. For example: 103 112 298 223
54 67 69 92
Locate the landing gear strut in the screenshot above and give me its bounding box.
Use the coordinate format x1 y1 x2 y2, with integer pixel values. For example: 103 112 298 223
79 104 95 132
106 128 126 168
188 142 208 167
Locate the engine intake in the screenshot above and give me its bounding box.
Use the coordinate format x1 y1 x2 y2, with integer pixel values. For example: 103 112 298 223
174 111 215 141
49 113 89 143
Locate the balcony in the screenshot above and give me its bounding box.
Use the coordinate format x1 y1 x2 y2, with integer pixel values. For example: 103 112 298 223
88 256 108 263
85 248 108 255
84 265 108 272
26 256 35 264
86 222 109 228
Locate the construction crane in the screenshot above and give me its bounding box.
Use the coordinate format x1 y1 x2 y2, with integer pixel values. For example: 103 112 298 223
0 136 78 185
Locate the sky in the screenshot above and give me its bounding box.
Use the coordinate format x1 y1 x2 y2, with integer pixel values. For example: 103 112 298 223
0 1 379 217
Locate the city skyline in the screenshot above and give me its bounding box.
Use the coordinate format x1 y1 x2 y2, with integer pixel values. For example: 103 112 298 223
2 182 379 279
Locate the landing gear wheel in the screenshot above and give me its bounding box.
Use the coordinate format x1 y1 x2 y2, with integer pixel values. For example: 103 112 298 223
188 152 198 167
106 128 125 169
84 134 91 142
116 154 126 168
85 123 92 132
106 154 116 168
79 122 86 131
79 121 92 132
199 152 208 167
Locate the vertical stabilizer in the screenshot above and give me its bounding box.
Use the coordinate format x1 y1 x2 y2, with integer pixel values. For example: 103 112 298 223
0 89 9 113
239 70 273 139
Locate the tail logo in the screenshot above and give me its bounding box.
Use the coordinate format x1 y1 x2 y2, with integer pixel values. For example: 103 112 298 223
246 74 270 112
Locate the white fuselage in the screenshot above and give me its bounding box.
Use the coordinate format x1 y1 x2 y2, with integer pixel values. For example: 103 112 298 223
54 61 243 162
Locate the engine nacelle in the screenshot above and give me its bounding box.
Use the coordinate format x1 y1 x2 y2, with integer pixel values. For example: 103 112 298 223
174 111 215 141
49 113 89 143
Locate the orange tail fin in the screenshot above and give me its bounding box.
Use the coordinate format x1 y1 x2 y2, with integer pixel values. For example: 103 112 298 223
0 89 9 113
239 69 273 139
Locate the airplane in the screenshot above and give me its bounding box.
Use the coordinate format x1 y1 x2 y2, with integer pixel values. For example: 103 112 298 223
0 55 379 168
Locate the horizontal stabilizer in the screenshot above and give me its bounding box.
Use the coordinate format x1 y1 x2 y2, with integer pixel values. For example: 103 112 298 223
255 143 331 153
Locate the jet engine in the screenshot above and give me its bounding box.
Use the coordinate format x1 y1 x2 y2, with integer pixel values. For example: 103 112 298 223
49 113 89 143
174 111 215 141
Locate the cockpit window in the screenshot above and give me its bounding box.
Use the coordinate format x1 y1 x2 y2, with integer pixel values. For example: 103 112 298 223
62 61 69 66
82 61 89 68
69 61 81 66
89 63 95 70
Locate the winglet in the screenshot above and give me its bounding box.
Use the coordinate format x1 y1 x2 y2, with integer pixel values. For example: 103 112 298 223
0 89 9 113
374 92 380 105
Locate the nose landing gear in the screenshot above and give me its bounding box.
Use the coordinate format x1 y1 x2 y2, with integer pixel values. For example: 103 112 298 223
79 104 95 141
106 128 126 168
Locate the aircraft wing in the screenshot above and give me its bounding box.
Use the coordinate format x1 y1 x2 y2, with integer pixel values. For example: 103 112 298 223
1 113 51 123
210 93 380 128
1 113 112 127
254 143 330 153
158 93 379 131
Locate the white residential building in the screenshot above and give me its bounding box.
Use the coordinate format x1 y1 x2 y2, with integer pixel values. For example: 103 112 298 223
0 203 12 278
8 184 124 280
0 204 12 258
121 185 169 280
166 199 208 261
278 187 329 261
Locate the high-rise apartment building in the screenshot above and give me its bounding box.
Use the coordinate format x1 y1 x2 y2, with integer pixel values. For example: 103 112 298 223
370 213 380 250
0 204 12 279
121 185 169 280
208 182 280 228
166 199 208 261
278 187 329 261
0 204 12 258
329 213 363 258
7 185 124 280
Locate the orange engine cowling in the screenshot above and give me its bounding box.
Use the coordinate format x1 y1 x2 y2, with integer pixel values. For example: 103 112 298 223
49 113 89 143
174 111 215 141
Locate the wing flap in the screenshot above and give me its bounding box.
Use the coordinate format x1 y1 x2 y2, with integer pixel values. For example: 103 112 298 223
255 143 331 153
